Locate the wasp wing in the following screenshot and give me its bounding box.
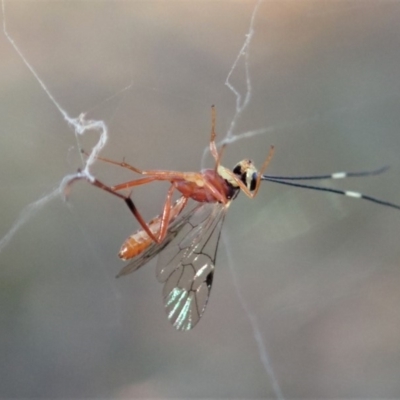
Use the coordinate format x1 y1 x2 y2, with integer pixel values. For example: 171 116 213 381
156 202 227 331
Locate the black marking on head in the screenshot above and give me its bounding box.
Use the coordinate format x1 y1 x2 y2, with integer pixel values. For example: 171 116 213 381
232 164 242 176
250 172 257 191
232 163 247 186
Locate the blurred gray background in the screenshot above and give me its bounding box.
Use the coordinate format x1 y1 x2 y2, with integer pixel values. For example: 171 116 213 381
1 1 400 398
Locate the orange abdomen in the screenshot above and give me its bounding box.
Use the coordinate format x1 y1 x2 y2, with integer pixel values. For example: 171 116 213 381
119 231 154 260
118 196 187 261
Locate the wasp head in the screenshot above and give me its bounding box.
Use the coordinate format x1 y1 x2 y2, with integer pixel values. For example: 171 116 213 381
232 159 258 191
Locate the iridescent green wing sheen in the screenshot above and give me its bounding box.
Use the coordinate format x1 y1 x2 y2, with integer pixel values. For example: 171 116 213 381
156 202 227 331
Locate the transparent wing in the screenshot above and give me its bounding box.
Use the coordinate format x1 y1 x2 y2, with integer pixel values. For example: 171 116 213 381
156 202 227 331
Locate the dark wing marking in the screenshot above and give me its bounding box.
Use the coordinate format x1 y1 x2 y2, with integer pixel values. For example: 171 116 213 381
156 202 227 330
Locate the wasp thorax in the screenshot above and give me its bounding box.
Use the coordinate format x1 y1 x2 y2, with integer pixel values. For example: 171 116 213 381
232 159 258 191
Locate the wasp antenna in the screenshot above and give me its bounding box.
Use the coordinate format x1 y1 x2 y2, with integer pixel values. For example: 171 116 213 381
262 165 390 181
263 177 400 211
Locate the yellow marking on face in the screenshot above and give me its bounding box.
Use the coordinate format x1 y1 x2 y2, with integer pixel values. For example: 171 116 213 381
217 165 238 186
